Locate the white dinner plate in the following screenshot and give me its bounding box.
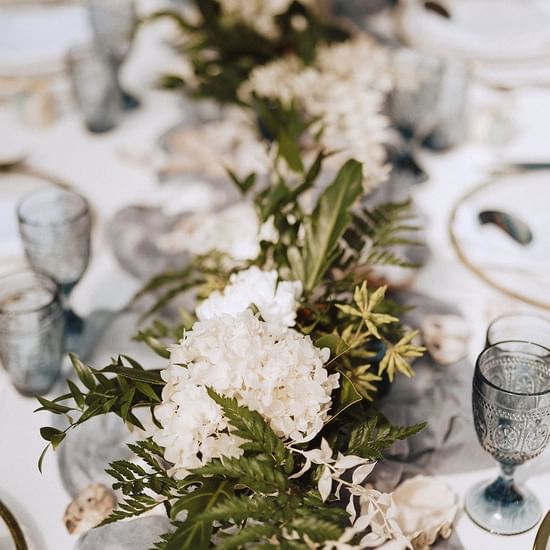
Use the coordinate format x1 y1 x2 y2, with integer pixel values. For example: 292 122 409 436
396 0 550 87
0 3 91 77
450 169 550 309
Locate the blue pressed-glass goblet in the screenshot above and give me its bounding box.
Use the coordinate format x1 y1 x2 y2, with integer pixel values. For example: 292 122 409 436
67 44 122 134
0 270 65 396
17 188 91 352
465 341 550 535
486 313 550 349
87 0 140 110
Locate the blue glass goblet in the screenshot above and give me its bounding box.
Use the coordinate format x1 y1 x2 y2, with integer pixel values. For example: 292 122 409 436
67 44 123 134
17 188 91 352
87 0 140 110
486 312 550 349
0 270 65 396
465 341 550 534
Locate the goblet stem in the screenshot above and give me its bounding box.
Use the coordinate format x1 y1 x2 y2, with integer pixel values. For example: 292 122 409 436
59 283 84 353
484 464 522 505
110 58 140 111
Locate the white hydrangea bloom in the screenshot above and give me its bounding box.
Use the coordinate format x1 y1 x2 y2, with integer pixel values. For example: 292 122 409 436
159 202 277 262
241 36 393 189
152 310 338 479
196 266 302 327
217 0 316 38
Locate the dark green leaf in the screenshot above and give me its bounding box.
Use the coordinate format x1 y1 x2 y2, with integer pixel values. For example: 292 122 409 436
277 131 303 173
295 159 363 291
100 365 164 385
331 372 362 421
40 426 64 442
69 353 96 390
35 395 74 415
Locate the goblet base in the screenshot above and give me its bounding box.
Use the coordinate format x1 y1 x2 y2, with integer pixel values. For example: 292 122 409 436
121 90 140 110
465 478 541 535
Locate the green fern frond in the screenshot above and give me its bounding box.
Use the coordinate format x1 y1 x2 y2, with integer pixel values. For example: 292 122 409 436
344 199 422 269
215 523 278 550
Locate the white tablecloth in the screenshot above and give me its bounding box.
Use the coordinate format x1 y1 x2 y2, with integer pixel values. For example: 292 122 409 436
1 20 550 550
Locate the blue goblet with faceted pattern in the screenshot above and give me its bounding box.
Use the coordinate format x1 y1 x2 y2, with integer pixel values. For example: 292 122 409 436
465 341 550 535
88 0 139 110
17 187 91 352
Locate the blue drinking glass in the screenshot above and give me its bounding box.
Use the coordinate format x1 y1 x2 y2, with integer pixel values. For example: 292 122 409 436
0 270 65 396
87 0 140 110
486 313 550 349
465 341 550 534
67 43 123 134
17 187 91 352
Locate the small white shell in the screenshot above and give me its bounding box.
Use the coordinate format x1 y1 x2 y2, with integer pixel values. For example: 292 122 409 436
391 475 458 550
64 484 116 534
421 314 469 365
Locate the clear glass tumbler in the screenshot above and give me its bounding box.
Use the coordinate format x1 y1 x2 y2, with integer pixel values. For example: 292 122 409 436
67 43 122 133
17 187 91 351
0 270 65 395
465 341 550 534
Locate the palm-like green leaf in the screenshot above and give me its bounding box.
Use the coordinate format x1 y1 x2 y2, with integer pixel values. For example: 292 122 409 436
289 159 363 292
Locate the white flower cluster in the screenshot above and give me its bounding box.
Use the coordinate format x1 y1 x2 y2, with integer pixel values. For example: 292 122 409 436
217 0 316 38
159 202 277 263
241 36 393 189
153 308 338 479
197 266 302 327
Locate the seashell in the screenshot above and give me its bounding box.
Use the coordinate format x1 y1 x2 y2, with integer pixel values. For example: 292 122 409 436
63 484 116 535
478 210 533 245
421 314 469 365
391 475 458 550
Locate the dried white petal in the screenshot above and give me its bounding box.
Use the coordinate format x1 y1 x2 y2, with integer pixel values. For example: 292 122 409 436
352 462 376 485
334 455 368 470
346 498 357 526
318 466 333 502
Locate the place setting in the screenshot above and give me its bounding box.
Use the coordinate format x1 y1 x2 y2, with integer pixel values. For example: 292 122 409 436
2 1 550 550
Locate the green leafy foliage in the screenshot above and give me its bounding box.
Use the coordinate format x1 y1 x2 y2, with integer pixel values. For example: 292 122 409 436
36 354 165 469
151 1 350 104
347 416 427 459
288 159 363 292
344 199 422 270
35 110 428 549
207 389 292 470
38 355 426 549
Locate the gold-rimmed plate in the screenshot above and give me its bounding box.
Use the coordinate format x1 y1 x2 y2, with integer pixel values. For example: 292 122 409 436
0 499 27 550
534 511 550 550
449 169 550 310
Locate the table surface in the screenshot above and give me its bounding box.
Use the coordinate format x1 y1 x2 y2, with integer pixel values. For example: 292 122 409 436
1 16 550 550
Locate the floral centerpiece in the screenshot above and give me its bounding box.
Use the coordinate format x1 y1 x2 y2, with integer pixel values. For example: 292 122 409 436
154 0 350 104
240 34 393 190
39 151 426 548
153 1 395 193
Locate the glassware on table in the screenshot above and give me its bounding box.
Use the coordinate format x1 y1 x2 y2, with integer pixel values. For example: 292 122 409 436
67 44 122 133
389 48 444 142
17 187 91 352
465 341 550 535
423 58 469 151
87 0 140 110
487 313 550 349
0 270 65 396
